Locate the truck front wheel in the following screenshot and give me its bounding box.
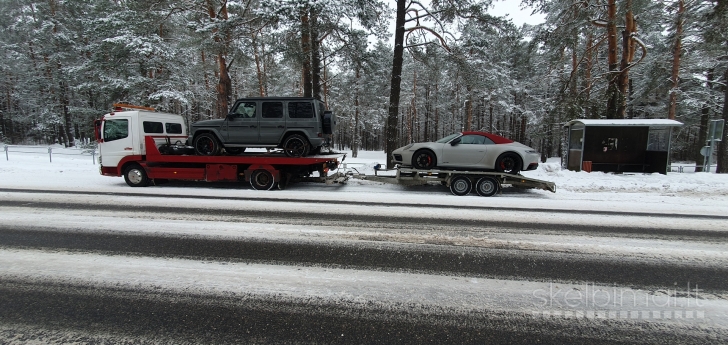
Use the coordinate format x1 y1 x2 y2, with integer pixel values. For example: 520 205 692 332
124 164 149 187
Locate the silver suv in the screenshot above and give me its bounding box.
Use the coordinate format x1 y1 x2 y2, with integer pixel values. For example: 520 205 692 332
189 97 335 157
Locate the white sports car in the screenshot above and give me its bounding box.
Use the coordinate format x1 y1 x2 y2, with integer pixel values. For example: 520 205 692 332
392 131 540 174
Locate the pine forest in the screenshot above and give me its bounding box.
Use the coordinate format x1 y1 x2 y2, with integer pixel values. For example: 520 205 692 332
1 0 727 171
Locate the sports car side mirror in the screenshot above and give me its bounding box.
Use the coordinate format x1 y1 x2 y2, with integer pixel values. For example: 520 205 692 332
450 138 461 146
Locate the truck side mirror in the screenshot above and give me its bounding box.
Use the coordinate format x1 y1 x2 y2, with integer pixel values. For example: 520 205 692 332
94 119 103 142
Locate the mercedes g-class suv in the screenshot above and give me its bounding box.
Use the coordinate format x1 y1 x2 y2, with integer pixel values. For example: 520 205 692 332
189 97 335 157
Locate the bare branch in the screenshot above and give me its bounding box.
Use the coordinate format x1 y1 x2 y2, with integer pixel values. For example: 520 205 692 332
405 26 450 51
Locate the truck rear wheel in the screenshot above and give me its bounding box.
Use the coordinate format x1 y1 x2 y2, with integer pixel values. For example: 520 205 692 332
250 169 277 190
123 164 149 187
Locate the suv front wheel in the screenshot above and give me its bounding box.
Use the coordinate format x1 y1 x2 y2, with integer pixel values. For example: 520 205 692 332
282 134 310 158
193 133 221 156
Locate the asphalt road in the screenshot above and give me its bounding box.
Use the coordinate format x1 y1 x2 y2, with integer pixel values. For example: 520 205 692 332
0 189 726 344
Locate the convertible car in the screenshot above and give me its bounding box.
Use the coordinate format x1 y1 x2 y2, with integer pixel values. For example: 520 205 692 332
392 131 539 174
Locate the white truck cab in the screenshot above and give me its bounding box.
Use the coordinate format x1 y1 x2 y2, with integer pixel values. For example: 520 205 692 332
95 104 187 169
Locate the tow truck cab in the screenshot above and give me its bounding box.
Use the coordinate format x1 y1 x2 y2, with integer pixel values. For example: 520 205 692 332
94 104 187 173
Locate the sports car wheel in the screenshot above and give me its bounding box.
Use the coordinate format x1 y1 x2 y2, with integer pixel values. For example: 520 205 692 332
193 133 221 156
495 152 522 175
449 175 472 196
250 169 277 190
475 177 499 197
412 150 437 170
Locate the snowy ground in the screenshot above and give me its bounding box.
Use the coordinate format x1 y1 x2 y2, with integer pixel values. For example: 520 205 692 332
2 144 728 343
1 143 727 216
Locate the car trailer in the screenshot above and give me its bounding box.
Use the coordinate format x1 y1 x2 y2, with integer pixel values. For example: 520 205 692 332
347 166 556 197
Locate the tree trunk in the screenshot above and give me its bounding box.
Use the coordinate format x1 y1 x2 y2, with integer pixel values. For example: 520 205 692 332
310 7 322 101
465 86 473 131
695 70 714 172
616 1 637 119
716 68 728 173
207 1 231 118
252 33 266 96
300 8 312 98
352 64 360 158
605 0 620 119
584 33 594 119
668 0 685 120
434 82 439 140
60 80 74 147
385 0 406 168
410 70 417 143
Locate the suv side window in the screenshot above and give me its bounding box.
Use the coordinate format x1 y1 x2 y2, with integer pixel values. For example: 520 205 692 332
262 102 283 118
103 119 129 142
232 102 257 118
288 101 314 118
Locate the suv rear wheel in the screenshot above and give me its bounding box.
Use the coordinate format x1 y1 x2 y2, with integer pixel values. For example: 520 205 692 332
283 134 310 158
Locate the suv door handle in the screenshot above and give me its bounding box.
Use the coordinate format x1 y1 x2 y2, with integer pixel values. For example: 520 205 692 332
250 125 257 128
277 125 284 128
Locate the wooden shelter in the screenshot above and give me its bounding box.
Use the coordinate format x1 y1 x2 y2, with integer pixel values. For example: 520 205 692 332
564 119 683 174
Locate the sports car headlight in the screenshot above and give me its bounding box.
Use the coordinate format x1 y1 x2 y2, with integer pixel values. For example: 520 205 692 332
402 144 414 150
526 150 537 154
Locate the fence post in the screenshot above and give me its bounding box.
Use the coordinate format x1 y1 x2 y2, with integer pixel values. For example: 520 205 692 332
48 147 52 163
4 145 7 161
92 149 96 165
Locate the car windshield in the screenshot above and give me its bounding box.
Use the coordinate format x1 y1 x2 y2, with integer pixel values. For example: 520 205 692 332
435 133 461 143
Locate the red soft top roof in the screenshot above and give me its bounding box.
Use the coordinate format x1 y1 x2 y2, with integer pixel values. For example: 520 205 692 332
461 131 514 144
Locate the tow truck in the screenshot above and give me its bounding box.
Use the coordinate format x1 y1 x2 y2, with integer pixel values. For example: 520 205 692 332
95 104 555 196
94 104 346 190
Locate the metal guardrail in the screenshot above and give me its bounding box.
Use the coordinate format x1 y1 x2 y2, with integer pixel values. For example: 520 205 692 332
3 144 97 164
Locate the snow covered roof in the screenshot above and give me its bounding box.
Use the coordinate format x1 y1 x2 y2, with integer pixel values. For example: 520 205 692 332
565 119 683 127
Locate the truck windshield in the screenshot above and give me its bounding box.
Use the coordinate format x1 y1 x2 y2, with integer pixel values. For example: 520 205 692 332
104 119 129 142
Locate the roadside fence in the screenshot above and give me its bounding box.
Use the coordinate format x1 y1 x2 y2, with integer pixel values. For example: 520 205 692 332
2 144 97 164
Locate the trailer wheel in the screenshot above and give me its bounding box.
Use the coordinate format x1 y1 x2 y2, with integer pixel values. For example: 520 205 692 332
250 169 277 190
283 134 310 158
194 133 221 156
475 177 500 197
123 164 149 187
449 175 472 196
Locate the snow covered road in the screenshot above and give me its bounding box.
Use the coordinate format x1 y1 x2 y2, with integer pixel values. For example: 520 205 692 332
1 189 727 344
2 150 728 343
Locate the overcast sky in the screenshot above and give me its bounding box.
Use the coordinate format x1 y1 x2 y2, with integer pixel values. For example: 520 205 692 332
488 0 545 26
